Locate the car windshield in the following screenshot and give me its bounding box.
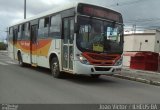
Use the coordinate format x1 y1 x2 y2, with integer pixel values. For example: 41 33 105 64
76 16 123 53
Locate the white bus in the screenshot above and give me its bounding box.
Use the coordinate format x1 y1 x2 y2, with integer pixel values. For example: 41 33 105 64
8 3 124 78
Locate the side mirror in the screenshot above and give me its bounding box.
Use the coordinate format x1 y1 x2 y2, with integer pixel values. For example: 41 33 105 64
74 23 79 33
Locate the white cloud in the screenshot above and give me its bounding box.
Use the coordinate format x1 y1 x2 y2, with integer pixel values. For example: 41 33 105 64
41 0 70 5
0 0 160 40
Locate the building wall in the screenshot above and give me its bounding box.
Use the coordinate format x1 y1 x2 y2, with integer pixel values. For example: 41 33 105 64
122 55 131 67
133 34 155 51
124 34 156 52
155 31 160 53
123 35 134 51
123 32 157 67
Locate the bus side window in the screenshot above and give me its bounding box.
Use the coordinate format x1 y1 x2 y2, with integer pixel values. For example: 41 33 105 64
69 18 74 44
18 25 22 40
63 18 69 44
44 17 49 38
50 14 61 38
9 27 13 41
25 22 30 40
18 24 25 40
38 18 45 38
39 19 44 28
38 18 49 39
13 28 18 42
44 17 49 28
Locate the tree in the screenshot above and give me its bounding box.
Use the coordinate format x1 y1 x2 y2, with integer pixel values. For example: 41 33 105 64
0 42 7 50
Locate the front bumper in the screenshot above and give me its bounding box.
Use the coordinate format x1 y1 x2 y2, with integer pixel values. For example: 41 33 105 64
74 61 122 75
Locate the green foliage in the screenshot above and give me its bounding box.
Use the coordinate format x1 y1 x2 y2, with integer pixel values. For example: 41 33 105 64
0 42 7 50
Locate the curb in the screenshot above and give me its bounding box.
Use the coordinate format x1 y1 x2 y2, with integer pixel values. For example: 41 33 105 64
122 68 160 76
114 74 160 86
0 51 8 56
0 50 8 52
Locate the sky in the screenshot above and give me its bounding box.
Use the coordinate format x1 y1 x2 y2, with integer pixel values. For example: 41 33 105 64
0 0 160 41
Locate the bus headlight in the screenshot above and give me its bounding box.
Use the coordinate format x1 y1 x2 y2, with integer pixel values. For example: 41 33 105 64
78 54 90 65
114 57 122 66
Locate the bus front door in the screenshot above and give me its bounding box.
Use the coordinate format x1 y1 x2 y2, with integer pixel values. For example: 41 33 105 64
13 29 18 60
30 25 38 66
62 17 74 71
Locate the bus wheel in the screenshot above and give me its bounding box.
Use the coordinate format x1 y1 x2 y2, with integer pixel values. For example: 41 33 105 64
50 57 61 78
18 53 24 66
91 74 101 78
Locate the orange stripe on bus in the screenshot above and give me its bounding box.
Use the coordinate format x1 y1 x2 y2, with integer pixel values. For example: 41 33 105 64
14 39 52 56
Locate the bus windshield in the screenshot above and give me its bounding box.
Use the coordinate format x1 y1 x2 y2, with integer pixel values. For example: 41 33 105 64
77 16 123 54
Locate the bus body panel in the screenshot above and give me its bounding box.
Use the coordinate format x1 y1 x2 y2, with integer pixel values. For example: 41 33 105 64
8 41 14 59
48 39 62 70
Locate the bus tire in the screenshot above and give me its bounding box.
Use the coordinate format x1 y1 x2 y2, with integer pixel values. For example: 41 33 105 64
91 74 101 78
50 57 62 78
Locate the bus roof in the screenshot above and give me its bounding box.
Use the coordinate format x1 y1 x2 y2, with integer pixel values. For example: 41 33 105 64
10 2 122 27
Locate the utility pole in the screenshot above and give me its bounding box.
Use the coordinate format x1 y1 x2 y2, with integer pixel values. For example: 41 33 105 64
6 28 8 41
132 24 136 34
24 0 26 19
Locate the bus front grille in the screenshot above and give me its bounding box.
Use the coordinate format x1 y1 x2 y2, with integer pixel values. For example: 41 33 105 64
94 67 111 71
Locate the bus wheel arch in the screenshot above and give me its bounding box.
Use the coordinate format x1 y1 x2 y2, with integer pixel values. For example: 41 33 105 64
49 53 62 78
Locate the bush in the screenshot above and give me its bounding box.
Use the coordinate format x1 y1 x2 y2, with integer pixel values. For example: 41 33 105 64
0 42 7 50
